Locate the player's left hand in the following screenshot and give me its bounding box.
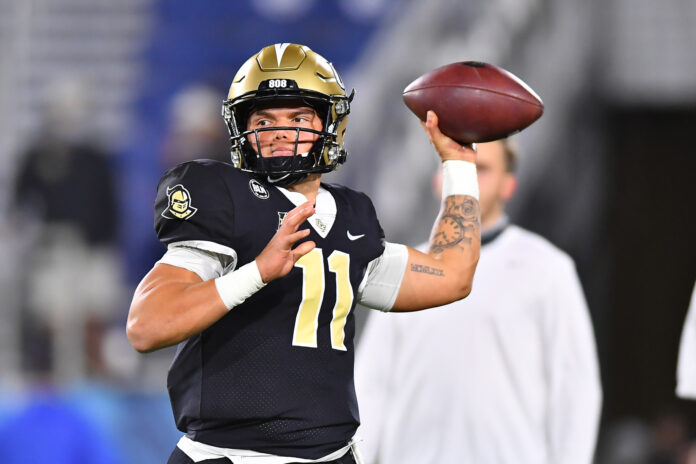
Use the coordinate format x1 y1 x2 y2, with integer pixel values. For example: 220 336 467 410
421 111 477 163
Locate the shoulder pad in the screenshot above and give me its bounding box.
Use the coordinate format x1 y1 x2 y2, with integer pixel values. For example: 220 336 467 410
154 160 236 248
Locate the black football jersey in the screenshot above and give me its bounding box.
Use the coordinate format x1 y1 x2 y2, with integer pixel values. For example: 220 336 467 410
153 160 386 459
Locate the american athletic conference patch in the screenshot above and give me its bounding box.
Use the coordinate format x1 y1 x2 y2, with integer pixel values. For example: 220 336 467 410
249 179 270 199
162 184 198 220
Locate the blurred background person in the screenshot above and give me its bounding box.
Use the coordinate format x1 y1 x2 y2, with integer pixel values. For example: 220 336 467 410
2 74 130 463
11 75 122 383
159 84 230 169
355 138 602 464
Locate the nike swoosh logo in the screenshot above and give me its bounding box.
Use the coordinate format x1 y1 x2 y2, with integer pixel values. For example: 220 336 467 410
347 231 365 241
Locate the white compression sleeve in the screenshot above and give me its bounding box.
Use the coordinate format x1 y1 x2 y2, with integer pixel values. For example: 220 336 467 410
357 242 409 312
157 247 225 281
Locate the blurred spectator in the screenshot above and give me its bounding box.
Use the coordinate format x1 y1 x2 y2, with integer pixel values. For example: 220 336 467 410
159 84 230 168
355 138 602 464
12 76 123 383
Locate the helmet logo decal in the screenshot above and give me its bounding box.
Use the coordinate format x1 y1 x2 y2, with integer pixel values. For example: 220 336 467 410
249 179 270 199
274 43 291 67
162 184 197 220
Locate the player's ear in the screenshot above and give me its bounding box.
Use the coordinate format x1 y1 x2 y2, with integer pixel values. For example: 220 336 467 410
501 173 517 202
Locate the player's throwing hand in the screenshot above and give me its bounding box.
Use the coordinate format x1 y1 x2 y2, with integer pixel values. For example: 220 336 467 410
421 111 477 163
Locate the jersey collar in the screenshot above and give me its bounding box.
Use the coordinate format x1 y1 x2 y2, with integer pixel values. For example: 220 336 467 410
275 185 336 238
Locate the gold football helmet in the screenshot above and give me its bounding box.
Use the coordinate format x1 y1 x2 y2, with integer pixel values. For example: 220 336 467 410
222 43 353 186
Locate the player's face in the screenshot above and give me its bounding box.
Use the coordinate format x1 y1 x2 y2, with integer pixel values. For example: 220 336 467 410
246 104 323 158
475 140 517 228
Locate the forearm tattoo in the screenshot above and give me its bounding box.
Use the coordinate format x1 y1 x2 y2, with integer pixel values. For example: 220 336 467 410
410 263 445 276
430 195 481 255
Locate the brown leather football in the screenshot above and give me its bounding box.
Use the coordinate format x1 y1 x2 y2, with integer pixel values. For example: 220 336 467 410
403 61 543 143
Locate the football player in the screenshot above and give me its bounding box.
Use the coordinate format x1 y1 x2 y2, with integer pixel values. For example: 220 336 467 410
127 43 481 464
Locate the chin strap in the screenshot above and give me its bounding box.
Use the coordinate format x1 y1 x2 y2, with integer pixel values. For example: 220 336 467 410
255 150 316 187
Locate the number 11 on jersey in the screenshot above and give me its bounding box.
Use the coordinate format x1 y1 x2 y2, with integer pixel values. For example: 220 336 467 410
293 248 353 351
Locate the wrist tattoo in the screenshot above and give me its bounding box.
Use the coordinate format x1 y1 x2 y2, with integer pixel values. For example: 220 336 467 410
410 263 445 277
430 195 480 254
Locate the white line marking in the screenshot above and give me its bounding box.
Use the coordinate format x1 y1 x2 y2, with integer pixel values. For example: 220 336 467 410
274 43 291 68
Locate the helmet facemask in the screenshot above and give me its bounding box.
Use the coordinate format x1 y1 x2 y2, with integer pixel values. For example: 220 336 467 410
222 44 353 187
223 91 350 187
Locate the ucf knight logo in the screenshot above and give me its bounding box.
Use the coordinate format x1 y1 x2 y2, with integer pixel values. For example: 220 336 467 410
162 184 198 220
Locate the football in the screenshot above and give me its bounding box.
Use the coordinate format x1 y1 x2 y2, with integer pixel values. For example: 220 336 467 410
403 61 544 143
